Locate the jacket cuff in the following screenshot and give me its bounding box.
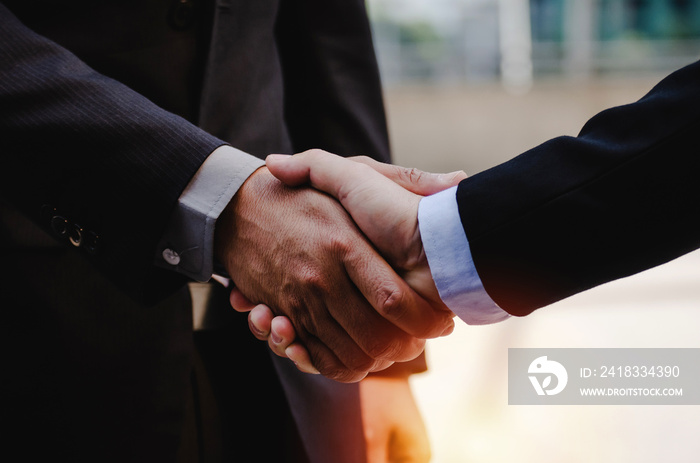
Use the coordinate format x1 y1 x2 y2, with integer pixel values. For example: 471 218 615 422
155 146 265 281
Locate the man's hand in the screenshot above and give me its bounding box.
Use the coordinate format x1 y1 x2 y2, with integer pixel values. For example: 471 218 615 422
265 150 467 308
232 153 465 375
215 167 454 382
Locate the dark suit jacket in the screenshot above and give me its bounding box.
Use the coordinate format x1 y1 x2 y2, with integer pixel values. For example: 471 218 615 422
457 60 700 317
0 1 394 461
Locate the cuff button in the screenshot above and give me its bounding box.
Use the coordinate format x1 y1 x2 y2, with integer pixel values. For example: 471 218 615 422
69 224 82 247
83 231 100 254
50 215 68 237
162 248 181 266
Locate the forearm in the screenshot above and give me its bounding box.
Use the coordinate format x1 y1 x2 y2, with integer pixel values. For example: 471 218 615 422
458 60 700 315
0 4 225 300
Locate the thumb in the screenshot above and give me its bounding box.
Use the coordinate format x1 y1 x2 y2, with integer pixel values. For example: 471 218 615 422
264 153 312 186
349 156 468 196
266 150 425 273
229 286 256 312
266 150 397 210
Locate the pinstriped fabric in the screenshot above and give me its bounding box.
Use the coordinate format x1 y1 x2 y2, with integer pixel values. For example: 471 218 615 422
0 4 224 299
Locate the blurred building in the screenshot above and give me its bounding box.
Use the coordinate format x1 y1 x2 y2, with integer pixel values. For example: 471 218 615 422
368 0 700 88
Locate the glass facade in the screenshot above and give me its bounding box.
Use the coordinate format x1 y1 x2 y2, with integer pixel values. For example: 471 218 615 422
369 0 700 85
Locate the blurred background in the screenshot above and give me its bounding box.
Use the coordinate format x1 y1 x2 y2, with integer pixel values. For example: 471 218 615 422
364 0 700 461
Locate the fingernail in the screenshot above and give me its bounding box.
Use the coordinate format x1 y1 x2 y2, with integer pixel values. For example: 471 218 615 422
290 359 319 375
248 317 266 337
271 330 283 344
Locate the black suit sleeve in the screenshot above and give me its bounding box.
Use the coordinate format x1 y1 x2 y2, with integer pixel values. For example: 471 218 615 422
276 0 391 162
457 60 700 316
0 4 226 301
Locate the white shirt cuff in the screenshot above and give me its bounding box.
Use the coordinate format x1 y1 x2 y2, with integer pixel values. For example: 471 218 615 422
156 145 265 281
418 186 510 325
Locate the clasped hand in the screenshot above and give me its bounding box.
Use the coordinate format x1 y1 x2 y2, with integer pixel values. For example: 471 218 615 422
217 150 465 381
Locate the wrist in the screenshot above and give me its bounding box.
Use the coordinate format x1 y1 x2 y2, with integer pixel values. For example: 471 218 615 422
213 166 269 273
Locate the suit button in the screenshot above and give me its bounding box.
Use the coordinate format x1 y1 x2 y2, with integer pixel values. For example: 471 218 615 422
83 231 100 254
50 215 68 237
162 248 181 266
168 0 197 30
69 224 83 247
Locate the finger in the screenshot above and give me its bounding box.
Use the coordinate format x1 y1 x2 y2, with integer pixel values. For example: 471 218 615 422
268 150 422 267
265 153 311 186
248 305 273 340
274 279 386 381
328 292 426 365
369 359 395 373
268 316 296 358
285 343 320 375
267 315 381 378
229 286 257 312
268 153 452 343
267 150 467 197
278 279 403 377
267 151 396 215
300 295 393 374
300 332 370 383
343 244 455 341
349 155 468 195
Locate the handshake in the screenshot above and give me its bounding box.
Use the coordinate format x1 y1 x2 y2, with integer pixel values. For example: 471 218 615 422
214 150 467 382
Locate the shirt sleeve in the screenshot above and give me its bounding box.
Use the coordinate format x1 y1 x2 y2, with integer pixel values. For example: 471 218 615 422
417 186 511 325
155 145 265 282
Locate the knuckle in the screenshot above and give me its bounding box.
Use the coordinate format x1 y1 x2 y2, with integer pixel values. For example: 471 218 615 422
399 166 425 184
403 337 427 360
366 334 423 362
343 354 377 374
289 267 331 305
279 292 315 333
319 363 365 383
369 358 394 373
365 338 403 361
307 350 341 378
281 290 303 315
305 342 366 383
302 269 327 293
409 167 425 183
328 234 354 259
377 286 408 322
334 369 367 383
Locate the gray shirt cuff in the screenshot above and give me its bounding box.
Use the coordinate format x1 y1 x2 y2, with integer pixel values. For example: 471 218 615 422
156 145 265 281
